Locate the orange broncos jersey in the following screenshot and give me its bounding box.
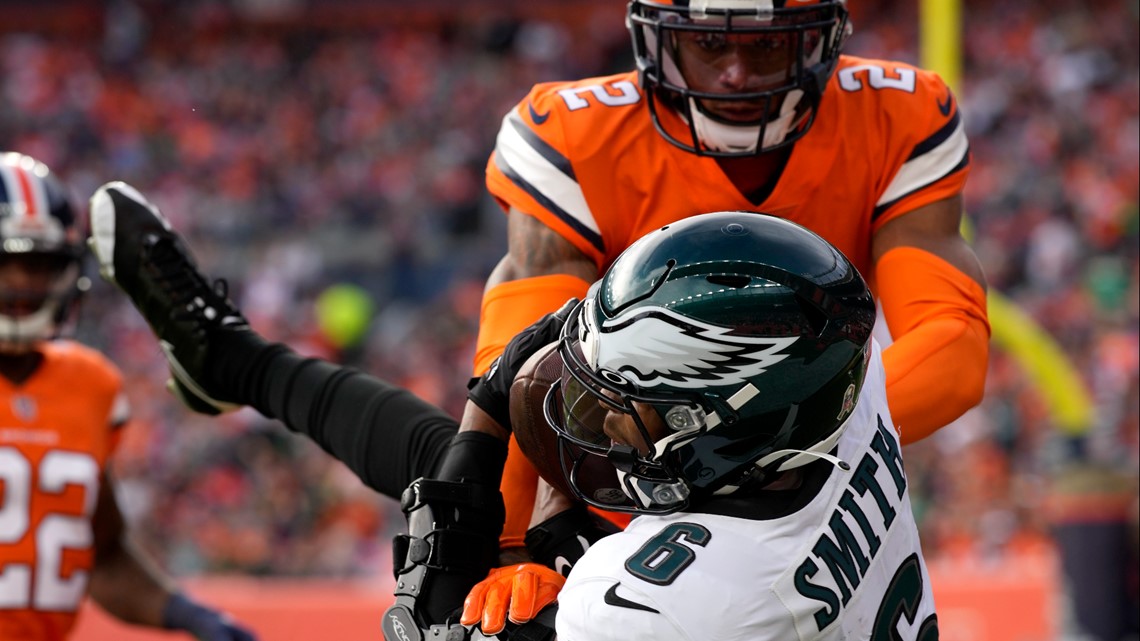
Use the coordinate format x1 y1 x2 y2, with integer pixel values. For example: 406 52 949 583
0 341 129 641
486 54 970 281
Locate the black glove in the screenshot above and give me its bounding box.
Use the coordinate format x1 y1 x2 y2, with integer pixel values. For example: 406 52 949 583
467 298 578 430
162 593 258 641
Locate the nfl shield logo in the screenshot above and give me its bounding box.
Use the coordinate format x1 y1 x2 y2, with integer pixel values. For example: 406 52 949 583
12 394 37 422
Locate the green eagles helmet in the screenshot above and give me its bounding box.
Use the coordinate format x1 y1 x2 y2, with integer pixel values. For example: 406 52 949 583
545 211 875 514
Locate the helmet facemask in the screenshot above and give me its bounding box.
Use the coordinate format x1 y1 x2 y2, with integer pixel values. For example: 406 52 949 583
545 322 709 514
628 0 850 156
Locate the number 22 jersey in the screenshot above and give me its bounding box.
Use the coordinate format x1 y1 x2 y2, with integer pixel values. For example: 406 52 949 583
0 341 130 641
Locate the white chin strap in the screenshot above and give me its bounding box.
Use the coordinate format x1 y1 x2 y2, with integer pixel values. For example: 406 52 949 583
0 305 57 349
758 447 849 472
689 89 804 153
759 409 852 472
713 411 854 496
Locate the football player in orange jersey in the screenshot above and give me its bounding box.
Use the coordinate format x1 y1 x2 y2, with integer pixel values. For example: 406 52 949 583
89 0 989 633
0 153 256 641
475 0 989 576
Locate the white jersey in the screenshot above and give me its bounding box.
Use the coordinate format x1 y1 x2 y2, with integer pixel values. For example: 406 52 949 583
556 340 936 641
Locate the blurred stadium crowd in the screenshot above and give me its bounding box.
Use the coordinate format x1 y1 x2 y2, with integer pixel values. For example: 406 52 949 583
0 0 1135 610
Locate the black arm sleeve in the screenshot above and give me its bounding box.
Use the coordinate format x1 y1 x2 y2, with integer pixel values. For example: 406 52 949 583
211 329 458 500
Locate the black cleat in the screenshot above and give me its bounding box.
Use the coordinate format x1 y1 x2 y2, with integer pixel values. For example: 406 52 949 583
88 181 246 415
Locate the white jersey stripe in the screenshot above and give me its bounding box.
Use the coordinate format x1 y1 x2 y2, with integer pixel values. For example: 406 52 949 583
494 110 601 237
875 116 968 208
109 390 132 428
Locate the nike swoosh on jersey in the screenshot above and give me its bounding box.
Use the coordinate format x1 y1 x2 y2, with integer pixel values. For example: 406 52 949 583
603 582 659 613
528 101 551 125
937 92 953 116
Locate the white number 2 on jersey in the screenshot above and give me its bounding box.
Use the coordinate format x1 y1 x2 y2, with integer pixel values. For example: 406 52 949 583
0 446 99 611
558 81 641 111
837 65 917 93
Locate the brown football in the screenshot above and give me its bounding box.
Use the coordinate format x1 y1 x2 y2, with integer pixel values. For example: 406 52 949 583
509 342 577 499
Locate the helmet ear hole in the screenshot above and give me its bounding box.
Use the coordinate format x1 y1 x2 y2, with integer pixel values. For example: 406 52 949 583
705 274 752 289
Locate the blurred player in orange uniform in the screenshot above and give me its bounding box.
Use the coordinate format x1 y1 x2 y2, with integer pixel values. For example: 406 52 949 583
474 0 990 555
0 153 255 641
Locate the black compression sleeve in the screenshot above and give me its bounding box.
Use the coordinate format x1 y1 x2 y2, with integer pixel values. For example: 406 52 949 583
211 330 458 499
435 431 508 486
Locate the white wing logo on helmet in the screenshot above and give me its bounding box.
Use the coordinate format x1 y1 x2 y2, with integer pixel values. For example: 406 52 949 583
587 305 798 389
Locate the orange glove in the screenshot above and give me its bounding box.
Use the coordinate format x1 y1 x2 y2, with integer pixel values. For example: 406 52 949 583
460 563 566 635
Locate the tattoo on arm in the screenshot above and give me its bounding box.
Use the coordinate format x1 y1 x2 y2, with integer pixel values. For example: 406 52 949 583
487 209 597 289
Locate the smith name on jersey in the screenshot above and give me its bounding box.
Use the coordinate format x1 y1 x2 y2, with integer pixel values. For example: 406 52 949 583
555 341 937 641
486 55 969 280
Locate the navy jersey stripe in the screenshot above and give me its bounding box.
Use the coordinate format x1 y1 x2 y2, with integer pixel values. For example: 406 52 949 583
509 115 577 182
494 152 606 255
871 148 970 222
907 110 960 162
